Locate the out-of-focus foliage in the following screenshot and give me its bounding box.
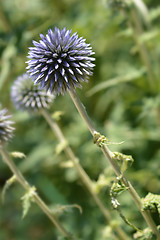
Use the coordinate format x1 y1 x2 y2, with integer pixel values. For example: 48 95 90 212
0 0 160 239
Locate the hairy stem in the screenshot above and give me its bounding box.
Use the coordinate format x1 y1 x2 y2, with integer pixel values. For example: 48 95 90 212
41 109 130 240
68 89 160 240
0 148 74 240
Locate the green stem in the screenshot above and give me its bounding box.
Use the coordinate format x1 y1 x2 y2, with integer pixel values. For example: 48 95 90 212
132 0 151 28
130 8 155 91
41 109 130 240
0 148 74 240
68 89 160 240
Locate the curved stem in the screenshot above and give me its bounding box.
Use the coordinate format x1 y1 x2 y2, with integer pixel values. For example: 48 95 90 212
68 89 160 240
41 109 130 240
0 148 74 240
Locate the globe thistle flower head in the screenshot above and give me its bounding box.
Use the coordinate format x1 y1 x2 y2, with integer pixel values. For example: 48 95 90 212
0 108 15 148
11 73 54 112
26 27 95 95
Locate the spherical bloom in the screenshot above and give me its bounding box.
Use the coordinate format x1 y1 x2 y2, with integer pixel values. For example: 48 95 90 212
26 27 95 95
11 73 54 112
0 108 14 147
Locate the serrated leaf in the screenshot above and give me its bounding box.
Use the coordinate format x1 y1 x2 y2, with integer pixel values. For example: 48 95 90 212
2 175 16 203
21 186 36 218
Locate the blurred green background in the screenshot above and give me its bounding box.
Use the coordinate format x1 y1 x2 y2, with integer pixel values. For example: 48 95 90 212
0 0 160 239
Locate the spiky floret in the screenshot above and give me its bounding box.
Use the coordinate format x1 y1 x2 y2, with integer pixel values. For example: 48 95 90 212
0 108 14 147
26 27 95 95
11 73 54 111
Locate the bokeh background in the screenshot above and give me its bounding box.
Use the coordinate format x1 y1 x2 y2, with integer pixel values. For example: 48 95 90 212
0 0 160 239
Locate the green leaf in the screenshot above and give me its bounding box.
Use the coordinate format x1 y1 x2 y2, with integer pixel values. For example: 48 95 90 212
0 40 17 89
138 30 160 44
2 175 16 203
134 227 158 239
51 111 64 121
56 140 68 155
10 151 26 159
141 193 160 215
112 152 134 173
21 186 36 218
50 204 82 215
87 68 146 96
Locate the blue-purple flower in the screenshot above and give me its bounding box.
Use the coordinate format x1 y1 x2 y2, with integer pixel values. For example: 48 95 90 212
11 73 54 112
26 27 95 95
0 108 14 147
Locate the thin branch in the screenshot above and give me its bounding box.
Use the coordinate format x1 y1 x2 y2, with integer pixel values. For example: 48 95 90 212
68 89 160 240
0 148 74 240
41 108 130 240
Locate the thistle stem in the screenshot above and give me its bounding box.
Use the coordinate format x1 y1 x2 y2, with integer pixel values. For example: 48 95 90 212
0 148 74 240
41 109 130 240
68 89 160 240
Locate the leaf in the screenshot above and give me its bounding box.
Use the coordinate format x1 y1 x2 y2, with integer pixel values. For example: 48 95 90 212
51 111 64 121
0 41 17 89
87 68 146 96
21 186 36 218
10 151 26 159
141 193 160 215
2 175 16 203
112 152 134 173
51 204 82 215
56 140 68 155
149 6 160 21
134 227 158 239
138 30 160 44
93 131 124 148
60 160 74 168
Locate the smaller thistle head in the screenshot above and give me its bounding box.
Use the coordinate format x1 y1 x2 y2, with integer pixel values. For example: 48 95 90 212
11 73 54 112
0 108 15 148
26 27 95 95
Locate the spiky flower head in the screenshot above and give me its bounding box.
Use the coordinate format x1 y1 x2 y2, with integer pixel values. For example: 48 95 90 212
0 108 14 147
26 27 95 95
11 73 54 112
